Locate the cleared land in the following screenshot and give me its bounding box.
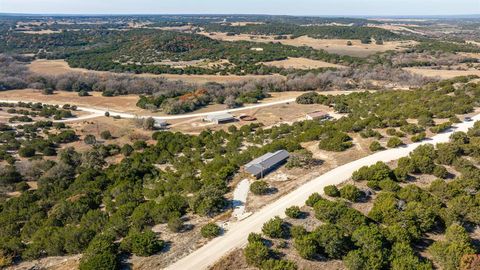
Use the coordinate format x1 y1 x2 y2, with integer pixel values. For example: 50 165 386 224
261 57 345 69
28 59 284 84
404 67 480 79
201 32 417 57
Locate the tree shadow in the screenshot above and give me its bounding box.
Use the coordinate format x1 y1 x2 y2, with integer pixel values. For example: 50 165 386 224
231 199 244 209
266 187 278 195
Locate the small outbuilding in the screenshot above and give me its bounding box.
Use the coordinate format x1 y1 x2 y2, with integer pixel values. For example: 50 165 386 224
306 111 330 121
204 113 235 124
245 150 289 178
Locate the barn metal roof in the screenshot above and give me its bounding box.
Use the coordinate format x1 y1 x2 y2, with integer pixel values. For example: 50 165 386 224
245 150 289 176
204 113 234 122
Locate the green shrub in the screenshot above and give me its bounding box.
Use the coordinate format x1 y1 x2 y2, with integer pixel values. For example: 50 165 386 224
387 137 403 148
324 185 340 197
121 144 134 156
290 225 307 239
369 141 384 152
378 179 400 192
200 223 221 238
305 192 323 207
100 131 112 140
340 184 363 202
250 180 269 195
120 230 163 256
433 165 448 178
84 134 97 145
18 146 35 157
167 216 183 233
411 132 426 142
261 259 297 270
262 216 288 239
244 241 270 267
285 206 302 219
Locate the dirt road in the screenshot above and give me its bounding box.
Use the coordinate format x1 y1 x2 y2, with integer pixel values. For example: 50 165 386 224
166 114 480 270
0 98 296 122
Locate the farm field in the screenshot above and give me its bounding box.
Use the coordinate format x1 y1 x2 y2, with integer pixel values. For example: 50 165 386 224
404 67 480 79
261 57 345 69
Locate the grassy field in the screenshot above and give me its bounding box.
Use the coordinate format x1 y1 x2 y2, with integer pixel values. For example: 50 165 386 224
28 59 284 84
261 57 346 69
404 67 480 79
200 31 417 57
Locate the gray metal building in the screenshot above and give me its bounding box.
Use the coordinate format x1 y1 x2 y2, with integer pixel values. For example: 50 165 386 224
203 113 235 124
245 150 289 178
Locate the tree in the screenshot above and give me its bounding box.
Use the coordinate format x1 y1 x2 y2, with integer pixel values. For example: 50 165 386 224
306 192 323 207
262 216 288 239
200 223 221 238
294 235 318 259
42 88 54 95
84 134 97 145
324 185 340 197
121 144 134 156
100 131 112 140
390 242 432 270
387 137 403 148
18 146 35 158
369 141 384 152
429 223 475 270
79 234 118 269
261 259 297 270
340 184 363 202
250 180 269 195
78 90 90 97
285 206 302 219
350 225 389 270
167 216 183 233
313 224 351 259
143 117 155 130
0 166 21 186
189 185 227 216
121 230 163 257
244 241 270 267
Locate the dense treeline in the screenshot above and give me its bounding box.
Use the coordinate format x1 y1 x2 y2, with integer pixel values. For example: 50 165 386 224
0 28 361 75
245 122 480 270
64 29 361 75
203 22 400 41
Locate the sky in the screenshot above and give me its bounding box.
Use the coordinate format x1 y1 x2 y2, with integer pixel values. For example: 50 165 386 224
0 0 479 16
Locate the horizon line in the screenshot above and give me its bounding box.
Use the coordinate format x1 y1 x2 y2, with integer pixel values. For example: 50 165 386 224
1 12 479 18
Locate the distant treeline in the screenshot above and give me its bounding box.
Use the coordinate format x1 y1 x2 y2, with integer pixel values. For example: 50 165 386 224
203 22 400 41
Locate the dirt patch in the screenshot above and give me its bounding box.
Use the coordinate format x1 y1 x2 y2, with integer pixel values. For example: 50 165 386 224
7 255 81 270
262 57 346 69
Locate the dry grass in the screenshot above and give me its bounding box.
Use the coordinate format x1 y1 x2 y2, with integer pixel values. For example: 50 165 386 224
7 255 81 270
404 67 480 79
17 30 62 35
261 57 346 69
0 89 144 114
201 32 417 57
